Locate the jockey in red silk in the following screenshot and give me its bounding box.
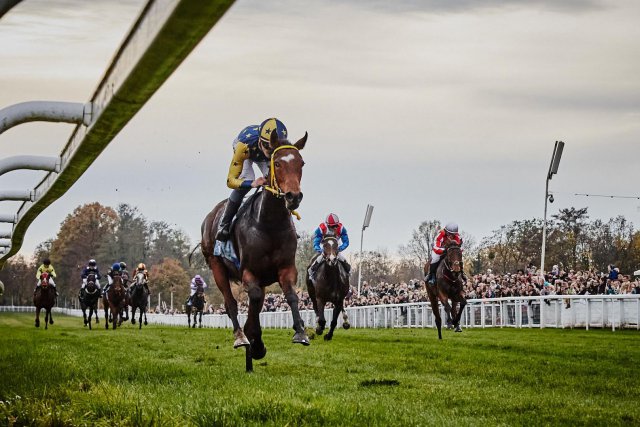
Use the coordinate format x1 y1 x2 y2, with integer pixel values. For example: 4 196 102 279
426 222 464 286
309 213 351 280
216 118 289 242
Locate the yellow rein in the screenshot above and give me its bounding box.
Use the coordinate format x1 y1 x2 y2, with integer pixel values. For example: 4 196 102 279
263 144 302 220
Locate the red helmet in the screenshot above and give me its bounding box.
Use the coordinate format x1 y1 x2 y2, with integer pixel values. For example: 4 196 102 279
325 213 340 227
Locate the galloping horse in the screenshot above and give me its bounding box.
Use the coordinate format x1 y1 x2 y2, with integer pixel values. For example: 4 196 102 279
34 272 56 329
129 272 149 330
201 130 309 367
79 273 100 329
424 241 467 339
186 282 205 328
103 275 126 330
306 236 350 340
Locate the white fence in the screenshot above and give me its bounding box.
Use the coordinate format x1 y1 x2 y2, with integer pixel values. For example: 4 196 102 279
2 295 639 331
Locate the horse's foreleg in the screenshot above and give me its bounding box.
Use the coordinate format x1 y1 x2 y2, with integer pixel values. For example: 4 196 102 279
48 309 53 325
104 306 109 329
440 294 454 329
279 268 310 346
244 272 267 359
325 301 343 341
82 308 88 326
342 309 351 329
35 307 40 328
454 297 467 332
131 306 137 325
138 307 143 330
198 311 203 328
44 309 49 330
315 298 326 336
211 259 247 347
427 291 442 340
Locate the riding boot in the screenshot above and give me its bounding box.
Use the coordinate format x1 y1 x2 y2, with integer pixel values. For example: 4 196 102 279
215 199 241 242
426 262 438 287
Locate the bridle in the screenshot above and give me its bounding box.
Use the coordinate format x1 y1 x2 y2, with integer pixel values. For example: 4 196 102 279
263 144 301 220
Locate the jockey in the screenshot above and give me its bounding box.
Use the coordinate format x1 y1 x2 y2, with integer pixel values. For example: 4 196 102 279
186 274 207 306
102 262 122 294
308 213 351 280
426 222 465 287
35 258 58 296
119 262 130 287
216 118 289 242
80 259 102 292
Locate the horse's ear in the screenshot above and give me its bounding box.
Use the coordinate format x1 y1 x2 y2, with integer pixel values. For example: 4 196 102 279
294 132 308 150
268 126 281 150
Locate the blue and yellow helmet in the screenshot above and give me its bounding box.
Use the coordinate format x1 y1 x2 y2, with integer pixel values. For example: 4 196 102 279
259 118 287 145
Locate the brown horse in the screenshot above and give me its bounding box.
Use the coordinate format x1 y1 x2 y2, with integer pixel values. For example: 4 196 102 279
34 272 56 329
129 272 149 330
79 273 100 329
424 241 467 339
186 282 205 329
103 275 126 330
306 236 350 340
201 129 309 366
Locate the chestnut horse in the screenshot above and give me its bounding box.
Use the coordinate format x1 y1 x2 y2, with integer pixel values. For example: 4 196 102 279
186 282 205 328
306 236 350 341
103 275 126 330
201 130 309 367
34 272 56 329
424 241 467 339
79 273 100 329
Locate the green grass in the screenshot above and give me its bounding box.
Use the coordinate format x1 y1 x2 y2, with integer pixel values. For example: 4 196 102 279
0 313 639 426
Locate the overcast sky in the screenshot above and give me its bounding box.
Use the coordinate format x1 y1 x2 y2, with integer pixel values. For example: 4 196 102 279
1 0 639 261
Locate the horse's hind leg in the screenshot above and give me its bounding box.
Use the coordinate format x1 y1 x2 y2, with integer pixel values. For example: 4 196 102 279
342 310 351 329
49 309 54 325
427 291 442 340
454 298 467 333
211 258 248 347
143 310 147 326
315 298 326 335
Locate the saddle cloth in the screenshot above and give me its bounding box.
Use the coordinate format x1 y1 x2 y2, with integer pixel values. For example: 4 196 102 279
214 239 240 269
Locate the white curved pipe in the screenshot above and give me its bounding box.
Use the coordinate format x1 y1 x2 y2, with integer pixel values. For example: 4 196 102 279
0 231 10 238
0 239 11 247
0 101 92 135
0 190 34 201
0 155 60 177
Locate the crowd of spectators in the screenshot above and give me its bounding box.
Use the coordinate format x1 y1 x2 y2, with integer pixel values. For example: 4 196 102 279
154 264 640 315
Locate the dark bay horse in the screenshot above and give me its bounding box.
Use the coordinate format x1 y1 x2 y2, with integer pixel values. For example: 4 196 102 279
103 275 126 330
186 282 205 328
424 242 467 339
34 272 56 329
80 273 100 329
201 130 309 367
129 272 149 330
306 236 350 341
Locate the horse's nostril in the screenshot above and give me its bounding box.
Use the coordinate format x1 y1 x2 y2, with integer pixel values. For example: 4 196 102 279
285 192 294 201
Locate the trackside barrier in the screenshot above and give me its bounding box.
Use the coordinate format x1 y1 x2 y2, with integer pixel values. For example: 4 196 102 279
1 295 638 331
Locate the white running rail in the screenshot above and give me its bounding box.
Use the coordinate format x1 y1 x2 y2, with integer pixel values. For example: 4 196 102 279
2 295 639 331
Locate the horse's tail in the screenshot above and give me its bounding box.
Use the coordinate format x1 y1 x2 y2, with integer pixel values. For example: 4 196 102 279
188 243 202 266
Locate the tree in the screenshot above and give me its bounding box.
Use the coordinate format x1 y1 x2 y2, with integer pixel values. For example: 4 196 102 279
148 258 191 310
147 221 191 268
551 207 589 270
49 203 118 300
0 255 34 305
295 231 316 289
100 204 148 267
356 250 394 284
399 220 441 268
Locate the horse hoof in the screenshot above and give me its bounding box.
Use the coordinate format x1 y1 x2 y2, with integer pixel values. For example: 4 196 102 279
144 321 148 326
131 319 136 324
455 327 463 333
342 322 351 330
324 334 333 341
199 325 202 329
251 343 267 360
315 327 324 335
49 320 54 324
233 331 250 349
293 332 310 346
35 322 40 328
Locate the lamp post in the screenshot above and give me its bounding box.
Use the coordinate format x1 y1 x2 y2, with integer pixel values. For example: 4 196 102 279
541 141 564 278
357 204 374 296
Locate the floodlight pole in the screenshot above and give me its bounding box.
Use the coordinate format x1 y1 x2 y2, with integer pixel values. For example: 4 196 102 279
541 141 564 278
357 204 374 296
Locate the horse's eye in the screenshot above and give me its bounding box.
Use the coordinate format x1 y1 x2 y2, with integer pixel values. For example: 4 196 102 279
274 161 280 168
301 161 305 167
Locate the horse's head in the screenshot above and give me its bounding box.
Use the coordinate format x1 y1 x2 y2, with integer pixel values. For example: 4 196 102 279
86 274 98 294
112 274 123 291
264 129 307 211
134 272 147 287
321 236 340 266
40 272 50 287
444 242 463 273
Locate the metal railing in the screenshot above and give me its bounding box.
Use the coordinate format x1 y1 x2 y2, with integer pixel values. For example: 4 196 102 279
2 295 639 331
